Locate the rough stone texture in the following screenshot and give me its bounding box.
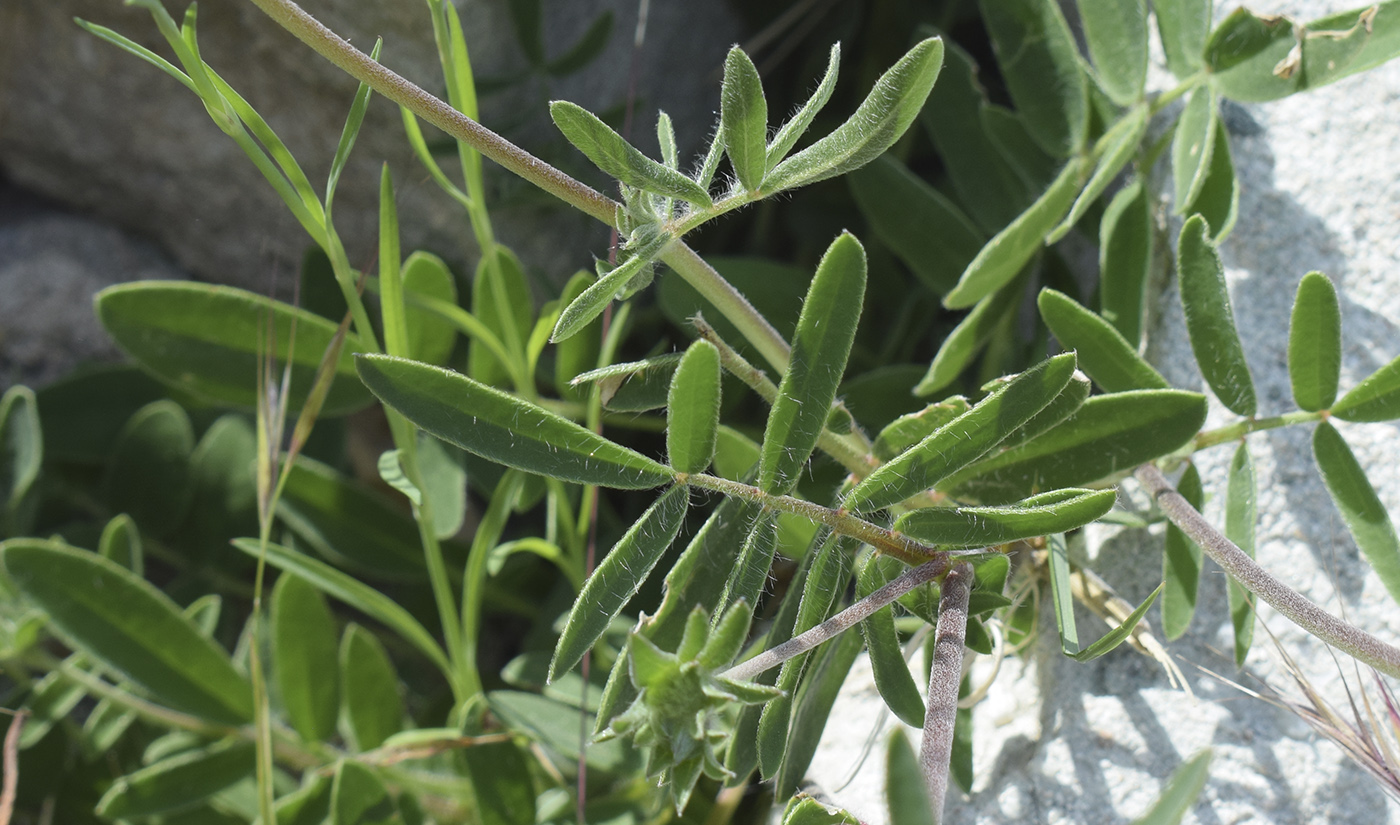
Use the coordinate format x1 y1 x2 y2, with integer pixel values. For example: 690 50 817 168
805 5 1400 824
0 0 739 294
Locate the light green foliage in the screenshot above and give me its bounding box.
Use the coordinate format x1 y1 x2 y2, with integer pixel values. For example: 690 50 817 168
1225 441 1257 666
1177 215 1257 416
1314 422 1400 604
894 488 1117 547
272 573 340 742
979 0 1088 158
1038 288 1168 392
96 739 255 819
1162 463 1205 641
1289 272 1342 412
721 46 768 192
1078 0 1149 105
667 340 722 473
1172 89 1217 212
340 623 405 751
550 101 712 206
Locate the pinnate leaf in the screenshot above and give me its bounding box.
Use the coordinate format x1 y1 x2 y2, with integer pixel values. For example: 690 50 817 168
550 485 689 679
760 233 866 495
357 354 672 489
550 101 712 206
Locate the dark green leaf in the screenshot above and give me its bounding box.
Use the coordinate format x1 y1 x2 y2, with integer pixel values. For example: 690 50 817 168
894 488 1117 547
858 556 925 728
34 365 166 464
780 797 860 825
1162 463 1204 641
550 101 712 206
945 390 1208 504
1187 121 1240 242
554 271 603 400
943 157 1087 309
996 371 1092 451
1099 179 1155 347
101 399 194 538
2 539 252 724
231 539 450 676
1204 9 1298 102
550 485 689 679
488 691 630 772
402 251 458 367
272 774 332 825
96 739 254 819
1153 0 1211 77
759 233 866 495
1038 288 1168 392
978 0 1089 157
721 47 768 192
981 104 1058 193
459 740 537 825
552 239 665 344
885 729 936 825
1132 749 1213 825
667 340 722 474
1177 214 1257 416
1078 0 1149 105
717 511 779 621
99 513 144 576
1050 105 1148 242
846 353 1078 513
357 354 672 489
773 619 863 797
340 623 404 751
874 397 971 462
1225 441 1256 667
1333 353 1400 421
1171 88 1217 212
0 386 41 537
545 10 613 76
468 247 531 387
330 760 402 825
1314 422 1400 604
916 274 1027 395
573 354 682 413
95 282 372 415
272 572 340 742
764 38 944 193
767 44 841 170
1289 272 1342 412
849 155 984 295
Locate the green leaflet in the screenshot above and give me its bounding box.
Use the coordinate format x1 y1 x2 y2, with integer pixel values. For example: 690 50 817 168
231 539 451 677
102 399 194 538
96 739 254 819
845 353 1077 513
996 370 1091 451
780 798 859 825
1050 105 1148 243
773 618 863 797
1162 462 1204 641
272 572 340 742
943 157 1087 310
1048 533 1162 661
402 251 458 367
1154 0 1211 78
886 730 936 825
1132 749 1213 825
460 740 537 825
1314 422 1400 605
1188 122 1240 242
916 272 1027 395
767 44 840 171
763 38 944 193
667 340 722 474
894 488 1117 548
554 271 603 400
2 539 252 724
1177 215 1257 416
549 100 712 206
978 0 1088 158
848 155 985 295
95 281 372 415
99 513 144 576
1099 179 1154 347
717 510 780 621
0 386 41 538
858 556 925 728
272 775 332 825
551 232 668 343
1171 88 1217 213
1334 353 1400 421
550 485 689 680
331 760 402 825
721 46 768 192
981 104 1058 194
759 233 866 495
874 396 971 462
1204 9 1298 102
469 246 532 386
945 390 1208 504
1225 441 1257 667
1288 272 1342 412
1038 288 1168 392
357 354 673 489
340 623 405 751
1077 0 1149 106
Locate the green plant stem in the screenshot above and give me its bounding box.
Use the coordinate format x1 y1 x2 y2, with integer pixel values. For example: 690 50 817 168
682 472 943 566
460 471 526 715
721 558 952 682
1149 72 1207 116
242 0 794 375
921 561 972 822
1136 463 1400 678
1191 410 1323 452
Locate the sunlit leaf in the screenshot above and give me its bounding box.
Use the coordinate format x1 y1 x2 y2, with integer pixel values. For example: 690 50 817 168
767 44 841 170
402 252 458 367
1288 272 1342 412
1051 105 1148 244
1177 215 1256 416
1131 749 1213 825
1314 422 1400 604
1187 122 1239 242
721 46 768 192
1078 0 1149 105
1333 352 1400 421
1171 88 1217 213
1225 441 1256 666
1038 288 1168 392
1162 463 1204 641
550 101 712 206
979 0 1088 157
357 354 673 489
894 488 1117 547
1099 179 1154 347
874 397 971 462
1153 0 1211 78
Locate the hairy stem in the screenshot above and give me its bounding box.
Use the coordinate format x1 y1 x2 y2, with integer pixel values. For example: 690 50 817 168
721 559 952 682
682 473 939 565
1191 410 1322 452
921 562 972 823
242 0 793 373
1136 463 1400 678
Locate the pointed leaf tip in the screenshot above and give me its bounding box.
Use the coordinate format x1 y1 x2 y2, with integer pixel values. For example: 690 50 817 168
721 46 768 192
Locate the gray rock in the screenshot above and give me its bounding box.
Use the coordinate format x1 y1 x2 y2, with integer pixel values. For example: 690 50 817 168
0 0 739 295
804 6 1400 824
